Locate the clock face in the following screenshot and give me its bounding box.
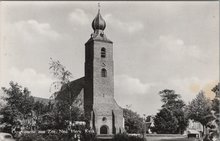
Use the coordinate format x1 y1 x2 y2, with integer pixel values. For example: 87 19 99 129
102 63 106 67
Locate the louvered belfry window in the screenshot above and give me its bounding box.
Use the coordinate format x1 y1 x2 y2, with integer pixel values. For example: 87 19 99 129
101 48 106 58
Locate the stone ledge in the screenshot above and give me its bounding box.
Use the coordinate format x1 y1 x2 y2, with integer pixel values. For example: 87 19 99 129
96 134 114 139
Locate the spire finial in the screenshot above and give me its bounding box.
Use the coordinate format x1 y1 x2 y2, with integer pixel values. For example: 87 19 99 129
98 3 101 12
92 3 106 31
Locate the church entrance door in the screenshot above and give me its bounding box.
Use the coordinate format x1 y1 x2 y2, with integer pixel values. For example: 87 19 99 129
100 125 108 134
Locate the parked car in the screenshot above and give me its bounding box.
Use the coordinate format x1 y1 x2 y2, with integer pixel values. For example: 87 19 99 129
0 132 15 141
187 130 200 138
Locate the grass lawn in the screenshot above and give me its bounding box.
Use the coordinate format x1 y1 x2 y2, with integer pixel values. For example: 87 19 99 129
146 137 199 141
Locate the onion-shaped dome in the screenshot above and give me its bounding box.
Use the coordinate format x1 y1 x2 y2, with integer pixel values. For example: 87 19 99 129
92 9 106 31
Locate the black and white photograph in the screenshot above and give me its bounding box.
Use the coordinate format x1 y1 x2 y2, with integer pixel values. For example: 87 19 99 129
0 1 219 141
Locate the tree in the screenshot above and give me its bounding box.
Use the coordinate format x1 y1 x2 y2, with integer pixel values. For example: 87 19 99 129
159 90 185 110
49 58 83 131
152 89 188 134
212 98 220 115
151 108 178 134
49 58 73 97
123 108 143 133
1 81 34 126
0 105 22 125
32 101 54 131
0 94 6 111
187 91 212 134
204 83 220 140
211 83 220 115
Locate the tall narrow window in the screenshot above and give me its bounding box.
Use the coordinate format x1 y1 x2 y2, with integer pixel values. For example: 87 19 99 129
101 68 107 77
101 48 106 58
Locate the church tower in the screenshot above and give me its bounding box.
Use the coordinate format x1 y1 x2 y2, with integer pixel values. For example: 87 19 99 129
84 7 124 136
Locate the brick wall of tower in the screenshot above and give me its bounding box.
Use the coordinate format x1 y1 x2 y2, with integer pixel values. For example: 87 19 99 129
84 41 94 120
84 36 124 135
93 41 114 104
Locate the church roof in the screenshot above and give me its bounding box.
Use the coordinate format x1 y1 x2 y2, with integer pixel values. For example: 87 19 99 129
33 96 54 105
56 77 84 103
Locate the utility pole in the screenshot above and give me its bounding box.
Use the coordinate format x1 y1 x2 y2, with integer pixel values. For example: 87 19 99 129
143 114 147 141
69 91 72 127
68 83 72 128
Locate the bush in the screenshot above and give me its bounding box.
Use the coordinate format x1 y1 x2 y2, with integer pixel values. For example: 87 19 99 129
113 133 144 141
123 108 144 133
19 131 97 141
19 133 46 141
43 134 60 141
129 136 145 141
19 133 68 141
114 133 129 141
81 129 96 141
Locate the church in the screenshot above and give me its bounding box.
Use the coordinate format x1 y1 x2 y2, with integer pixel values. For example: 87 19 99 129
58 7 124 136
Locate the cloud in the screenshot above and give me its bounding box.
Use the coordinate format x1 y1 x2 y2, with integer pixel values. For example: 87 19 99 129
114 74 217 115
1 67 53 98
188 79 218 99
115 35 210 85
8 20 61 42
69 9 90 26
104 14 144 33
114 74 161 115
115 74 152 95
157 35 201 59
1 19 66 72
162 77 217 102
2 20 61 55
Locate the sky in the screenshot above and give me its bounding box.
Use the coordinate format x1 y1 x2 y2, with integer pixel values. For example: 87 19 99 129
0 1 219 116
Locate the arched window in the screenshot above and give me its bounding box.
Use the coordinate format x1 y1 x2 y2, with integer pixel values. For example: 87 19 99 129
101 48 106 58
100 125 108 134
101 68 107 77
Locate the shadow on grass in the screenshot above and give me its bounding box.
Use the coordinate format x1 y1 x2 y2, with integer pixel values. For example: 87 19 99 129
159 138 198 141
146 137 198 141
